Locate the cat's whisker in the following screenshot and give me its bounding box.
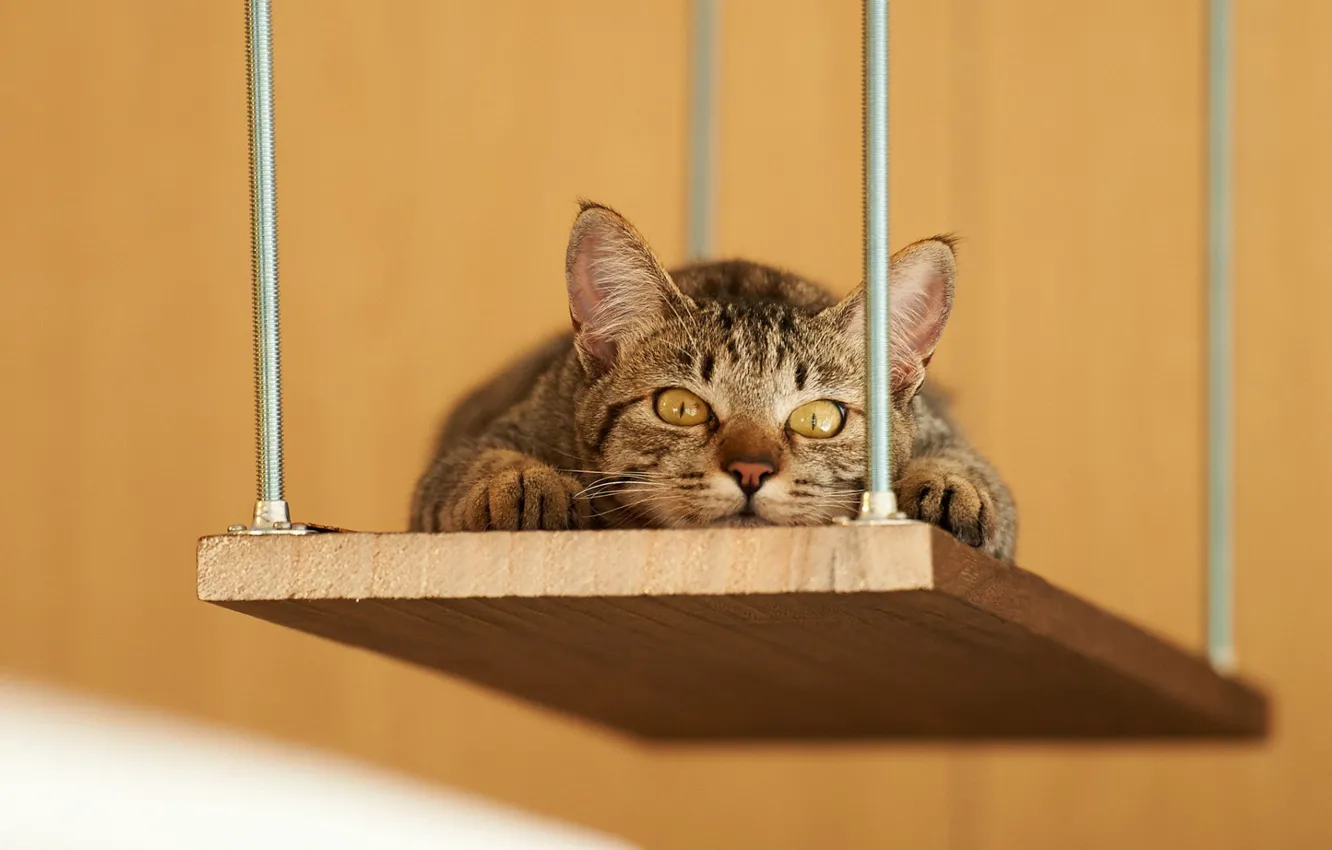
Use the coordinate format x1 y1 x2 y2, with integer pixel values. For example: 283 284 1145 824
584 486 673 499
588 490 681 503
803 497 860 510
808 505 857 519
577 483 637 497
556 468 667 480
560 469 672 485
571 471 670 487
576 481 673 500
788 499 859 520
571 476 665 491
589 490 680 518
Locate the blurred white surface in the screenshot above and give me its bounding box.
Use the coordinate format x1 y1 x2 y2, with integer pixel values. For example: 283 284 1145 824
0 679 635 850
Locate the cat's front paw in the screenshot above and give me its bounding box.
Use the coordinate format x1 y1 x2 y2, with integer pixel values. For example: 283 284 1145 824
896 457 997 555
452 464 591 531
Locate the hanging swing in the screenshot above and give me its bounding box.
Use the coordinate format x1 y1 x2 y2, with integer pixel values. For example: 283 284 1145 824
198 0 1267 740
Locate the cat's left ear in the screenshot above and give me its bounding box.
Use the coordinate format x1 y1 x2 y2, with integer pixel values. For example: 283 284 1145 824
565 201 692 373
823 236 956 396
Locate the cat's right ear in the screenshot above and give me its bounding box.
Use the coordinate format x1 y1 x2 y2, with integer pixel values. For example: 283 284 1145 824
822 236 957 398
565 201 690 372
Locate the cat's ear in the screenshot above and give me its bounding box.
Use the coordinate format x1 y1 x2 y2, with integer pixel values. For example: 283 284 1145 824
565 201 691 371
823 236 956 396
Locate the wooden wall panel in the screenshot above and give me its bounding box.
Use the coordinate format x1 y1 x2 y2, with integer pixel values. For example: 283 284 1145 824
1225 1 1332 842
0 0 687 838
933 2 1219 843
939 0 1208 648
646 1 1330 849
958 3 1332 845
3 0 1330 848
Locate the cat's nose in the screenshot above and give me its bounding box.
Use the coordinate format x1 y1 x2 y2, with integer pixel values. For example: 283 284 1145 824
726 459 775 496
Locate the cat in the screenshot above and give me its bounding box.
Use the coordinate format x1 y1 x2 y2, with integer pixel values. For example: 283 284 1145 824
409 201 1017 561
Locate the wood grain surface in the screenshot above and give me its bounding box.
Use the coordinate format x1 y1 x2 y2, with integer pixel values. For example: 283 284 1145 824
199 525 1266 740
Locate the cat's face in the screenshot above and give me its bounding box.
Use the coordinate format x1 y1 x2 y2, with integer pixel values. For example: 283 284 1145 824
565 203 954 528
574 297 920 526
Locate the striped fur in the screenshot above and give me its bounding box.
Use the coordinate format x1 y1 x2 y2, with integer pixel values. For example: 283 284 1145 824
410 203 1016 561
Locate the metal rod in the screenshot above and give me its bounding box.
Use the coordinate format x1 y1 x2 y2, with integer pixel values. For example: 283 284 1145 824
1207 0 1235 671
246 0 290 528
687 0 719 261
858 0 898 520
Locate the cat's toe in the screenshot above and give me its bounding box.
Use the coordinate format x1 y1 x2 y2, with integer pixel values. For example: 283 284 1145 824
455 466 590 531
454 476 502 530
897 462 995 552
515 466 591 530
939 478 988 548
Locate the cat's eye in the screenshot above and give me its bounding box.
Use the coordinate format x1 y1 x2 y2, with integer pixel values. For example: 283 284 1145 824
655 388 711 427
787 400 845 439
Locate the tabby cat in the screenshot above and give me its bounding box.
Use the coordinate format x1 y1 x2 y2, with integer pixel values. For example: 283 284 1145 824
410 202 1016 561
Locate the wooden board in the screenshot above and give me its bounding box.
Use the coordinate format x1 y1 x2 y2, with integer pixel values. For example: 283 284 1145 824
197 524 1267 741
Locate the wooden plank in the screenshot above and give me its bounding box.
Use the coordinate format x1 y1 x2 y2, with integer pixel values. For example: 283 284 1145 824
197 525 1267 741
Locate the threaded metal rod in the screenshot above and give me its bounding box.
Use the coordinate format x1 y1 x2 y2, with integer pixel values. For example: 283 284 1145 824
246 0 287 522
858 0 897 520
1206 0 1235 672
687 0 718 261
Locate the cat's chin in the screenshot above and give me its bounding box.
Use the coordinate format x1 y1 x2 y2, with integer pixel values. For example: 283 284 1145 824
706 514 775 528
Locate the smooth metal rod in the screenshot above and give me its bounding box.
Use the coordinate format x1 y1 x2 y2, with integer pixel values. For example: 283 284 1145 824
1207 0 1235 671
687 0 719 260
859 0 897 519
246 0 287 518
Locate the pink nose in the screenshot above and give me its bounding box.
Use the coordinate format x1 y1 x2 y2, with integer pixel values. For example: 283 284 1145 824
726 459 775 496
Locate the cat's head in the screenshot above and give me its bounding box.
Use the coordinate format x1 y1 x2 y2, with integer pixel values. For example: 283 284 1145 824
566 201 955 527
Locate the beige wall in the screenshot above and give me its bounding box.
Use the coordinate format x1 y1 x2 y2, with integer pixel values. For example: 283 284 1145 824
1 1 1327 847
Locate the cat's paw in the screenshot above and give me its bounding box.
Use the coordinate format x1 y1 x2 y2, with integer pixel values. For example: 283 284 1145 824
896 457 997 553
452 464 592 531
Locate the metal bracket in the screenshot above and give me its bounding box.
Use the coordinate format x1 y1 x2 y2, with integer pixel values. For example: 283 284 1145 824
838 491 907 526
227 499 337 535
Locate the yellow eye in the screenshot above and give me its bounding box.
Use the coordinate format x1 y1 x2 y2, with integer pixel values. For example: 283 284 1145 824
655 388 711 426
787 400 845 438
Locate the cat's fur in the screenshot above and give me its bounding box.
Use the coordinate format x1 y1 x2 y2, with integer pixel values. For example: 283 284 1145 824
410 202 1017 561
